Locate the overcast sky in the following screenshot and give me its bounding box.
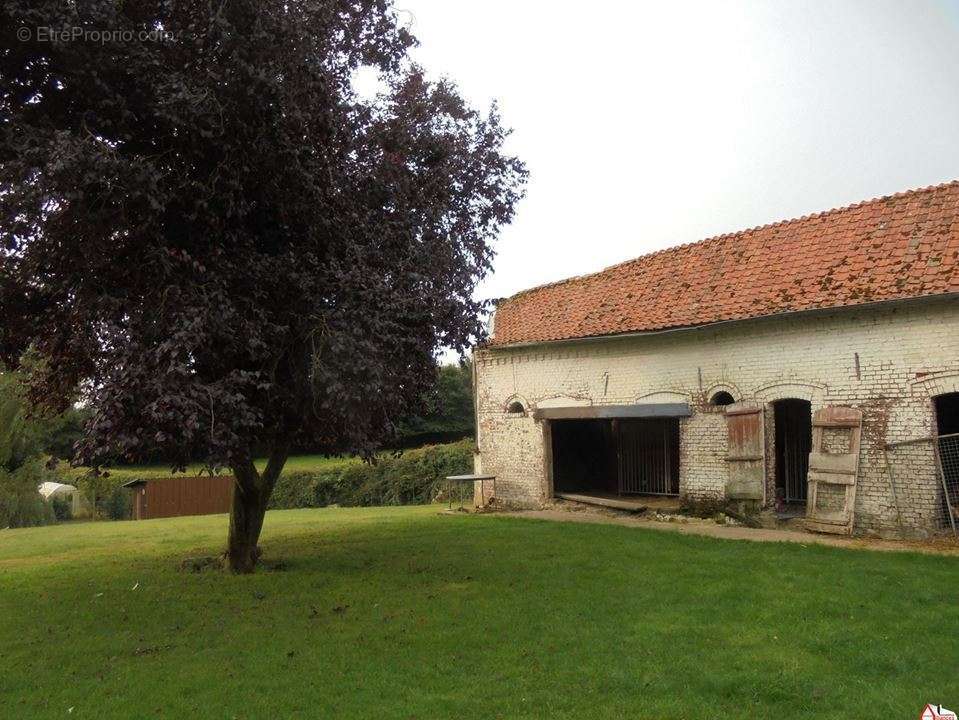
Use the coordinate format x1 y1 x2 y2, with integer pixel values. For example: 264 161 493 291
391 0 959 304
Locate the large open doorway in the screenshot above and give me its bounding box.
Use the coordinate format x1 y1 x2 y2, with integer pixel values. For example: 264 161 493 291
551 420 618 495
773 399 812 505
551 418 680 507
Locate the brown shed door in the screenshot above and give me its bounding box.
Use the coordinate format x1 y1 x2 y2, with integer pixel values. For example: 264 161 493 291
725 403 766 501
805 407 862 535
133 488 146 520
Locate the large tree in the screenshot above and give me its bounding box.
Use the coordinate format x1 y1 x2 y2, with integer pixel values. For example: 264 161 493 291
0 1 526 571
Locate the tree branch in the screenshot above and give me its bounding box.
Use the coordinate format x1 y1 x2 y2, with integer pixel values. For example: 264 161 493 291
261 441 291 493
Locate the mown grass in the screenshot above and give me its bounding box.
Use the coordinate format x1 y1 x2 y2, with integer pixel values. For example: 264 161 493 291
1 507 958 719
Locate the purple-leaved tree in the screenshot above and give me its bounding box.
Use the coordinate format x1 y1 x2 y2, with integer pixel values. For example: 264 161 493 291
0 0 526 571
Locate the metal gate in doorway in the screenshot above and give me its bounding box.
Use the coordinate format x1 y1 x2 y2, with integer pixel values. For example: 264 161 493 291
775 400 812 504
936 433 959 533
616 418 680 496
884 431 959 537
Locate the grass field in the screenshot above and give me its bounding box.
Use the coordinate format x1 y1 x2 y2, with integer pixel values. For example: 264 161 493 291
65 453 358 481
2 507 958 719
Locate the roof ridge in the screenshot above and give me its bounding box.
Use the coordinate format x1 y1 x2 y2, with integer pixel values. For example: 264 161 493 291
500 178 959 304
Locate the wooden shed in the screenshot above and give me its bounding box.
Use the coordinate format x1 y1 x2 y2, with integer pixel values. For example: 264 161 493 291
122 475 235 520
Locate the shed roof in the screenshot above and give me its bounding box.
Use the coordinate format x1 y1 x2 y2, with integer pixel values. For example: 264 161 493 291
490 180 959 347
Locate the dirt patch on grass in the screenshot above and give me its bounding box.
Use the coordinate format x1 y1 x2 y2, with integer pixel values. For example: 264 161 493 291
178 555 224 572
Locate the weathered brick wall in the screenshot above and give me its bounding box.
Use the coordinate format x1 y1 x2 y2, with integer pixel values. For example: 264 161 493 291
476 411 547 505
679 410 727 499
474 297 959 535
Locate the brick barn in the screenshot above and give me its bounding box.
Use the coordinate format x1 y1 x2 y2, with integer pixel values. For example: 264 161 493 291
472 181 959 537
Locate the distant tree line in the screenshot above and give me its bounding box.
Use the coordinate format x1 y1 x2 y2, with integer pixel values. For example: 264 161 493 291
392 361 474 448
117 361 474 459
0 361 472 466
0 360 473 527
0 368 86 526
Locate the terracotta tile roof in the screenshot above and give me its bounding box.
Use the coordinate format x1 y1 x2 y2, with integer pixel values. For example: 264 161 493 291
490 180 959 347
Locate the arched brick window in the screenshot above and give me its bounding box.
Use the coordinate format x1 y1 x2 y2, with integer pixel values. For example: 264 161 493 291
709 390 736 407
505 400 526 415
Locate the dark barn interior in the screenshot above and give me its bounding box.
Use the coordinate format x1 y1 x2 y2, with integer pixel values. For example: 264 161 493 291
936 392 959 436
551 418 680 497
551 420 618 494
935 393 959 524
774 399 812 504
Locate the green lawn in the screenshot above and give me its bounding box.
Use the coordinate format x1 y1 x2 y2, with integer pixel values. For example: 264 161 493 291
1 507 957 719
65 453 358 481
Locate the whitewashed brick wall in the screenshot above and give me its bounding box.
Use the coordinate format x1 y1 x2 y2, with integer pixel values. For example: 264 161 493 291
474 297 959 536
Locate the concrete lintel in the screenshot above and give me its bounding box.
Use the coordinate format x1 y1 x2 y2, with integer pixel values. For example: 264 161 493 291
533 403 691 420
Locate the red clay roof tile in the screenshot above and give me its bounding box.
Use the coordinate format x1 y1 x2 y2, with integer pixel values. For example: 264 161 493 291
490 180 959 346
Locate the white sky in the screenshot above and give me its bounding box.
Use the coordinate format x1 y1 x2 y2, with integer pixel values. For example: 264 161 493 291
390 0 959 305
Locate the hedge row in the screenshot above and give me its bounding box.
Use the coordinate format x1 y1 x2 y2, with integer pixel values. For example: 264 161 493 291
268 439 475 510
0 458 58 528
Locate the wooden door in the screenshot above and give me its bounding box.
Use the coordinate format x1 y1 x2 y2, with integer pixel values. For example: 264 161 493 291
725 403 765 501
805 407 862 535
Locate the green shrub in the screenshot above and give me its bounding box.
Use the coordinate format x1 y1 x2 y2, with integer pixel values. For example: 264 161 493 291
0 370 75 527
50 496 72 521
0 458 58 528
269 440 474 510
0 489 56 528
100 486 132 520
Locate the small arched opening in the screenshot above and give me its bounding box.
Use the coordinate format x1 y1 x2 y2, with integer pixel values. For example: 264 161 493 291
506 400 526 415
709 390 736 407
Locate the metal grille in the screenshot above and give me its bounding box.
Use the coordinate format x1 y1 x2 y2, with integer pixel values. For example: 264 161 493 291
936 433 959 534
775 400 811 504
885 432 959 537
617 418 679 496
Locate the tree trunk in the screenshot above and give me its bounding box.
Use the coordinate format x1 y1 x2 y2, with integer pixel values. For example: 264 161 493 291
226 484 268 573
226 445 289 573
